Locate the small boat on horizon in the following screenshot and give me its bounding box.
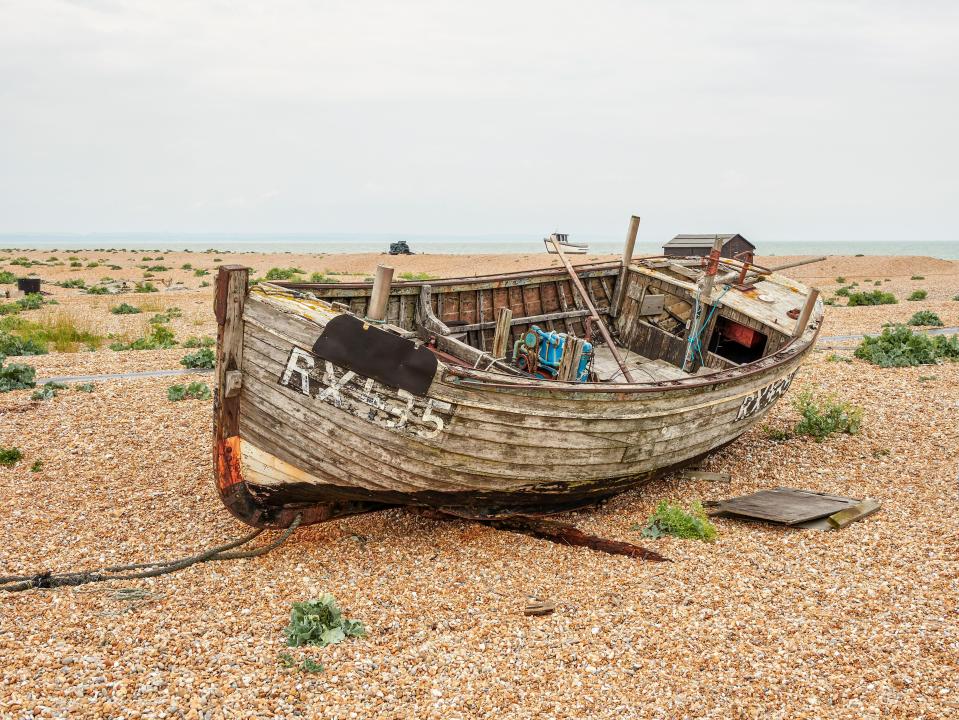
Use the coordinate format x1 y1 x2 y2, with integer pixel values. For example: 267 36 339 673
212 222 824 529
544 232 588 254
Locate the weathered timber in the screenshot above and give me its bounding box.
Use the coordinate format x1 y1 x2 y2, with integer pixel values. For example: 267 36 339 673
491 307 513 358
828 499 881 529
549 236 635 383
216 254 823 527
414 509 668 561
612 215 641 317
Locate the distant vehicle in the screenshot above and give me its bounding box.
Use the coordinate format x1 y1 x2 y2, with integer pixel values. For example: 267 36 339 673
388 241 413 255
544 233 588 254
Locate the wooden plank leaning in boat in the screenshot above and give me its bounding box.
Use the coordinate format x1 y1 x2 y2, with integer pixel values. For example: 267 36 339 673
548 236 635 383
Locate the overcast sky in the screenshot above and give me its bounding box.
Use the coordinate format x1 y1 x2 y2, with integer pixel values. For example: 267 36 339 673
0 0 956 243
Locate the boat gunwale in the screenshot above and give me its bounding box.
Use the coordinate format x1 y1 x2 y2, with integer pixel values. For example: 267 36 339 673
255 262 822 396
270 255 775 292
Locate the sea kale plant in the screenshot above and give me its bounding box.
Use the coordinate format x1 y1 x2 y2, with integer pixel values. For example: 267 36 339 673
855 326 959 367
638 501 717 542
284 594 367 648
792 391 862 441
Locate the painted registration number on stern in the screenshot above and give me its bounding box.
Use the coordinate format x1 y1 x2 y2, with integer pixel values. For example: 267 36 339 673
279 347 452 439
735 370 798 422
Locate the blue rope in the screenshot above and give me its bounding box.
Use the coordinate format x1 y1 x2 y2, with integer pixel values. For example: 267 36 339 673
686 284 731 364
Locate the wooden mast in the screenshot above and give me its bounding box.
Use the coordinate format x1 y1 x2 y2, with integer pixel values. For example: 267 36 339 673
549 236 635 383
682 235 724 372
612 215 641 317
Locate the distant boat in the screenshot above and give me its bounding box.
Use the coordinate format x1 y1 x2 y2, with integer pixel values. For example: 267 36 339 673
544 233 588 254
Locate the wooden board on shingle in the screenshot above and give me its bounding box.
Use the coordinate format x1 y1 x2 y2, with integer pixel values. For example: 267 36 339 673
713 487 861 525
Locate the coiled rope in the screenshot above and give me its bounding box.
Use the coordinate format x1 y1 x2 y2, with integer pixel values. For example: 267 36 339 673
0 514 302 593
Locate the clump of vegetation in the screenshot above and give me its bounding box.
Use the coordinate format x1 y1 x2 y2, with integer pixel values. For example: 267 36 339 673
763 426 793 441
825 352 852 362
910 275 925 280
835 276 846 284
908 310 943 327
0 271 16 284
284 595 367 648
181 263 192 270
14 294 44 311
75 382 95 392
31 381 68 401
278 652 324 673
823 297 837 306
855 326 959 367
30 459 42 472
144 265 170 272
183 336 214 348
57 278 86 289
199 280 210 288
873 280 881 286
69 260 82 268
110 303 142 315
167 382 211 401
110 323 176 351
398 271 438 281
907 289 927 301
0 313 103 352
846 290 897 306
792 391 862 441
149 307 182 324
85 285 109 295
308 272 341 283
135 282 159 293
0 330 46 357
636 501 717 541
194 268 209 277
264 267 306 281
180 348 215 369
0 446 23 467
834 286 852 298
0 362 36 392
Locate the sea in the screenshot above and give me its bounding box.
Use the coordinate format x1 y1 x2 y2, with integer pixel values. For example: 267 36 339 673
0 233 956 259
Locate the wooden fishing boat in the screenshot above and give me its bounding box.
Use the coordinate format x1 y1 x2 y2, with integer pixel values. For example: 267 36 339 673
543 233 588 254
213 226 823 529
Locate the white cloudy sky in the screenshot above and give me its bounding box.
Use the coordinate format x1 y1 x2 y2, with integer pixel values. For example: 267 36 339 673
0 0 956 242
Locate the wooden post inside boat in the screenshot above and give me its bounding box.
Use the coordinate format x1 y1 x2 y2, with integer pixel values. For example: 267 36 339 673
491 306 513 358
682 235 724 372
612 214 641 318
792 288 820 337
368 264 394 322
556 337 586 382
549 235 635 383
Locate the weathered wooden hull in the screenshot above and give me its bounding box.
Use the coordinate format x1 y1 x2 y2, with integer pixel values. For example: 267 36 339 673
214 262 821 528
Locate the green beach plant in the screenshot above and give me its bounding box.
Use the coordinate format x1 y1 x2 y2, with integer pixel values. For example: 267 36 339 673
846 290 896 306
907 310 943 327
637 501 717 541
284 595 367 648
792 391 862 441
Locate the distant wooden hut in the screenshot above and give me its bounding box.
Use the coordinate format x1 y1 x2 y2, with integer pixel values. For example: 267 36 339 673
663 234 755 261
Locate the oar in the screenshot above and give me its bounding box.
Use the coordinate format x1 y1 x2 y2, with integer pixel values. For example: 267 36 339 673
549 236 635 383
